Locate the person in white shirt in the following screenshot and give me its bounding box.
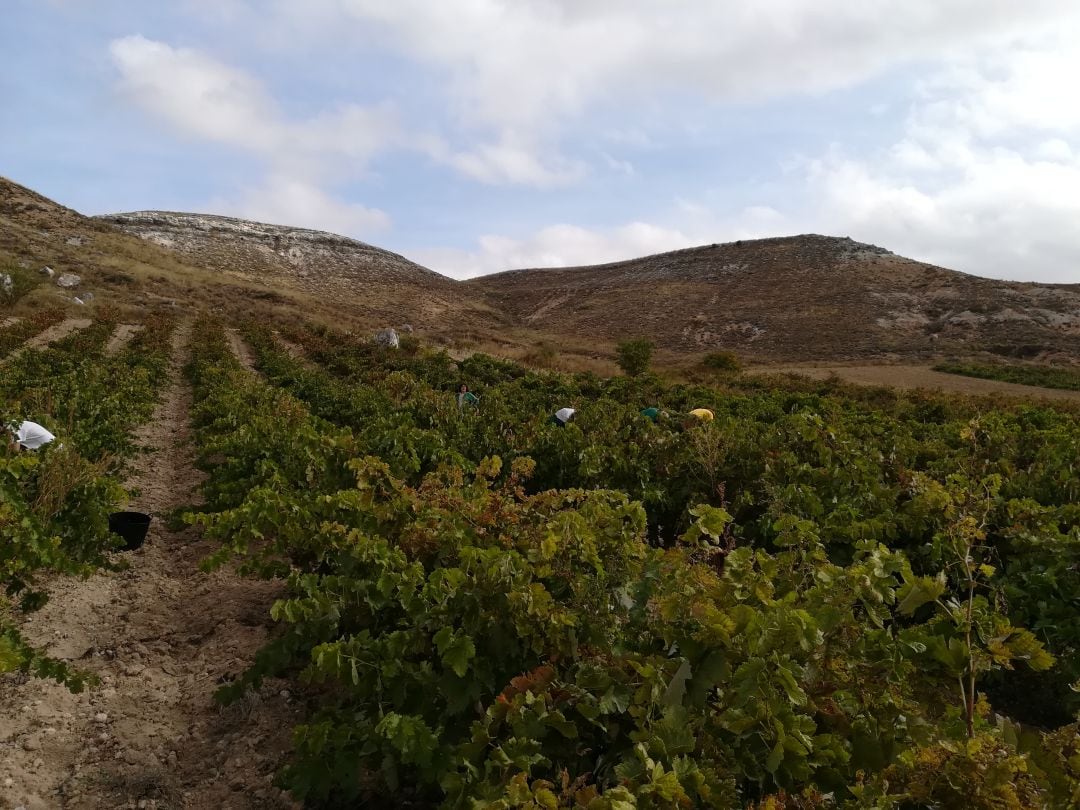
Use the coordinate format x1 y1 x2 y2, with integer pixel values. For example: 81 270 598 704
6 420 56 451
551 407 576 427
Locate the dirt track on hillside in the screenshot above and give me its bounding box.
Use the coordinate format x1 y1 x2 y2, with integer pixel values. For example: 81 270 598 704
104 324 144 356
225 329 257 373
1 319 91 367
751 364 1080 402
0 322 297 810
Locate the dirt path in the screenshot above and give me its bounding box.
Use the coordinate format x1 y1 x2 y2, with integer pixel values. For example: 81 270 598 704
269 332 305 363
749 363 1080 402
104 324 144 357
20 319 92 353
1 318 92 366
0 317 21 329
224 330 257 374
0 322 297 810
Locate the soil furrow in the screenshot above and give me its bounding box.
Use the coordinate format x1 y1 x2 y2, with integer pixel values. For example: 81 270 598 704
0 321 297 810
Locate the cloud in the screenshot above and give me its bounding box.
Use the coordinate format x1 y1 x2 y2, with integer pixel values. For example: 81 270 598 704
415 223 688 279
109 35 280 151
108 34 395 235
249 0 1080 192
210 175 391 235
423 134 587 187
101 9 1080 277
109 35 398 176
319 1 1078 130
414 205 787 279
795 29 1080 282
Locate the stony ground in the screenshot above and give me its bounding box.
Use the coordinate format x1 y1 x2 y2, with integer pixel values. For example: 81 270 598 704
0 323 298 810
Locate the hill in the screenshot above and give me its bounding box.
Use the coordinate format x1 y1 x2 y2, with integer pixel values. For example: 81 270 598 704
470 235 1080 363
99 210 470 313
6 175 1080 366
0 176 499 334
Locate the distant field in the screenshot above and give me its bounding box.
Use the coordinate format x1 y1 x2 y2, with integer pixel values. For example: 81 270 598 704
750 363 1080 401
933 361 1080 392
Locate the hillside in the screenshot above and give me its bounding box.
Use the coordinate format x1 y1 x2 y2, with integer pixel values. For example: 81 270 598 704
0 176 499 334
470 235 1080 363
101 209 468 311
7 175 1080 365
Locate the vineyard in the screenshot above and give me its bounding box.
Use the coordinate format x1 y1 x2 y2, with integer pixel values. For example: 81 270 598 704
934 361 1080 393
1 312 172 686
3 316 1080 808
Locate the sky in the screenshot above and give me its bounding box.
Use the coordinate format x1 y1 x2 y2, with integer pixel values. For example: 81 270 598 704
3 1 1080 282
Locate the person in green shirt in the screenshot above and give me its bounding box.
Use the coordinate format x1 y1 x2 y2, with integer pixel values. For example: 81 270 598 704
457 384 479 409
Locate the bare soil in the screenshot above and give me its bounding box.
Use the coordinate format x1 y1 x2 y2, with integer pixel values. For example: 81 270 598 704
224 330 257 374
2 319 92 366
0 322 298 810
105 324 145 357
751 363 1080 402
269 332 305 363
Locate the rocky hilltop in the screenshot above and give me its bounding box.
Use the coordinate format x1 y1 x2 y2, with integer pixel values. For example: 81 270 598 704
470 234 1080 362
98 211 452 292
97 210 499 329
0 176 499 332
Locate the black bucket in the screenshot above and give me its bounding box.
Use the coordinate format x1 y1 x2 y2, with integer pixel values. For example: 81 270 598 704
109 511 152 551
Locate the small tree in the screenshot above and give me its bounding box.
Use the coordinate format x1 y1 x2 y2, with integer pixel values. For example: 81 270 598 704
702 351 741 373
616 338 653 377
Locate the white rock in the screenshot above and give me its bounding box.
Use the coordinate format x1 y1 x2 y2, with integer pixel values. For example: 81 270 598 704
94 712 108 724
0 273 12 292
41 266 54 277
374 328 399 349
55 273 80 288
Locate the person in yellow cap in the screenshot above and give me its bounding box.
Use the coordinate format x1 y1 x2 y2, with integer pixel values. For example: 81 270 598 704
688 408 714 422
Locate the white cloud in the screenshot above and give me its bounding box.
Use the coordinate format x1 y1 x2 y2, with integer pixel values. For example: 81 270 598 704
795 29 1080 282
209 175 390 236
600 152 635 176
108 35 394 235
248 0 1080 193
322 0 1078 132
414 205 787 279
423 135 587 188
103 8 1080 278
109 35 280 152
415 223 689 278
109 35 398 177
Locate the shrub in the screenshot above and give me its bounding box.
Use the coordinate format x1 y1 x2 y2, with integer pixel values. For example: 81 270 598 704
0 264 38 306
615 338 653 377
702 351 742 373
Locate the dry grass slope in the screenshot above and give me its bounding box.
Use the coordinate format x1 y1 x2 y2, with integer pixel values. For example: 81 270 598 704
470 235 1080 363
98 210 504 333
6 175 1080 371
0 176 502 337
